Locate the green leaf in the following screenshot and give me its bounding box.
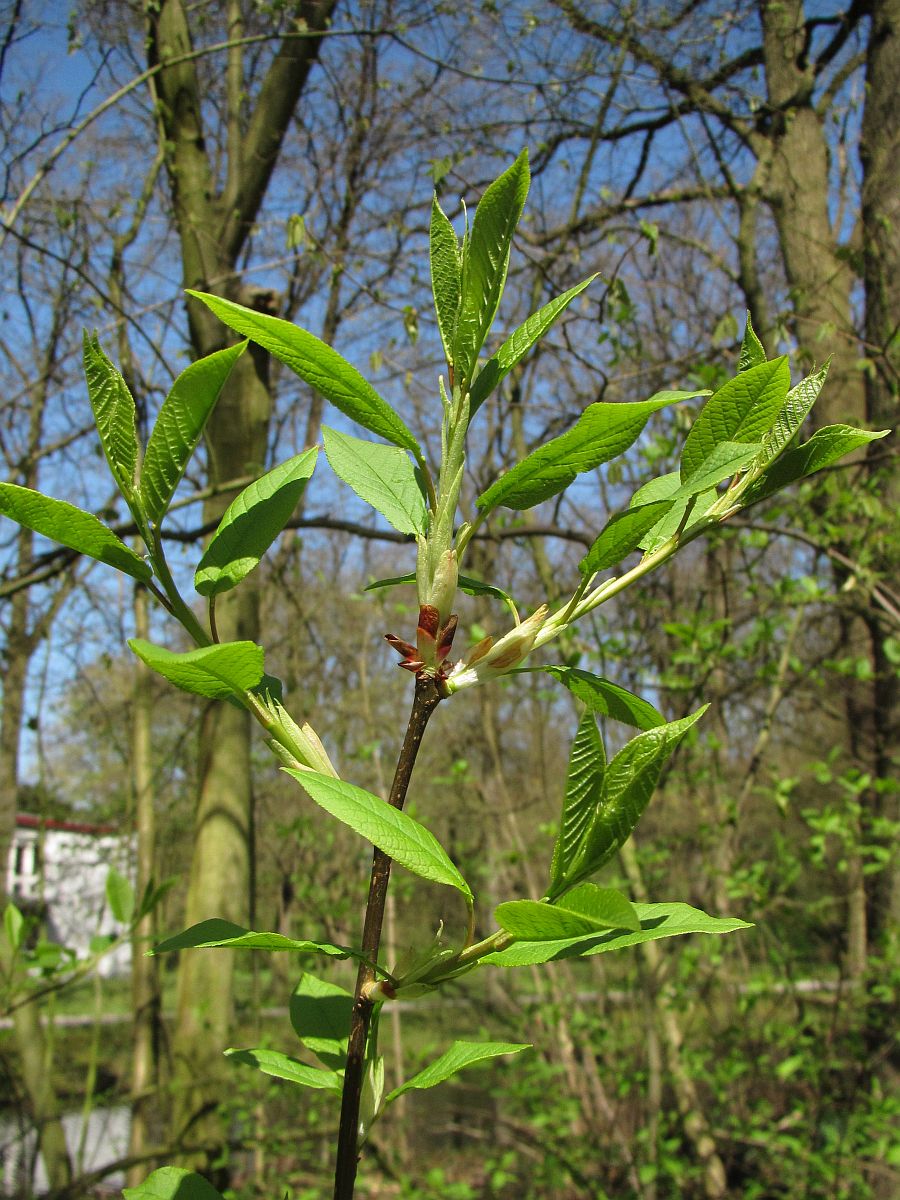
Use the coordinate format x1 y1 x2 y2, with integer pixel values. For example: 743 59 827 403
562 708 707 890
579 499 676 575
123 1166 224 1200
626 443 761 536
323 427 427 536
359 1053 385 1142
477 391 696 513
537 666 664 730
559 882 641 931
105 868 134 924
741 424 889 508
150 918 349 958
678 440 762 495
386 1040 531 1103
453 150 530 384
497 886 640 940
757 362 829 466
482 902 752 967
605 441 757 556
194 449 318 596
136 876 177 921
226 1047 343 1092
469 275 597 414
290 974 352 1071
128 638 264 700
187 291 421 456
550 710 605 893
628 473 717 553
0 484 152 582
82 331 139 499
140 342 246 526
286 770 473 900
4 903 24 951
431 195 461 365
680 358 790 482
739 313 767 372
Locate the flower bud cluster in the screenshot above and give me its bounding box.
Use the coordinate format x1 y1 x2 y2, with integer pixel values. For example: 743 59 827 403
444 604 549 693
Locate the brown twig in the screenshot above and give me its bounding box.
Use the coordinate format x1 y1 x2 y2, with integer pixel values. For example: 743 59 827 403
332 673 443 1200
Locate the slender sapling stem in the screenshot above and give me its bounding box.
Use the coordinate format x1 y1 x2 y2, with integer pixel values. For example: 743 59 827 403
333 673 443 1200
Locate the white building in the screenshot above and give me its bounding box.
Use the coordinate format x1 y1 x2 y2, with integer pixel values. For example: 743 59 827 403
5 814 133 977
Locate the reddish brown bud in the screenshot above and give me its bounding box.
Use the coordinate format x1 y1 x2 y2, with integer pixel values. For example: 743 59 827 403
436 615 458 664
385 633 418 659
417 604 440 640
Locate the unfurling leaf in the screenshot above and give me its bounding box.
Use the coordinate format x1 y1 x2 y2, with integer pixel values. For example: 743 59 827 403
549 710 605 895
537 666 664 731
0 484 152 582
739 313 767 372
195 449 317 596
497 886 639 940
430 195 461 365
740 424 889 508
453 149 530 385
756 362 829 466
82 331 139 500
559 708 707 892
140 341 246 525
557 882 641 930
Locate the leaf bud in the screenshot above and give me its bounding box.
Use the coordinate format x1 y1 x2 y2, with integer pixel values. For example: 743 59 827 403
267 701 338 777
427 549 458 625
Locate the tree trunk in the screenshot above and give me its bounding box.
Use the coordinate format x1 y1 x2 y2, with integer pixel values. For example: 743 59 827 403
145 0 337 1161
859 0 900 950
759 0 865 423
1 477 76 1193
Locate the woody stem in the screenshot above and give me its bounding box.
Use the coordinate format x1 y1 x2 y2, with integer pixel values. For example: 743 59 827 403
332 673 443 1200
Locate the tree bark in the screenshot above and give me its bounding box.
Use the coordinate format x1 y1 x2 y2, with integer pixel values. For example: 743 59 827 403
859 0 900 948
759 0 865 425
145 0 337 1160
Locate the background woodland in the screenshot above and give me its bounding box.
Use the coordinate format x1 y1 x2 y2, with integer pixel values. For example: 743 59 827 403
0 2 897 1197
